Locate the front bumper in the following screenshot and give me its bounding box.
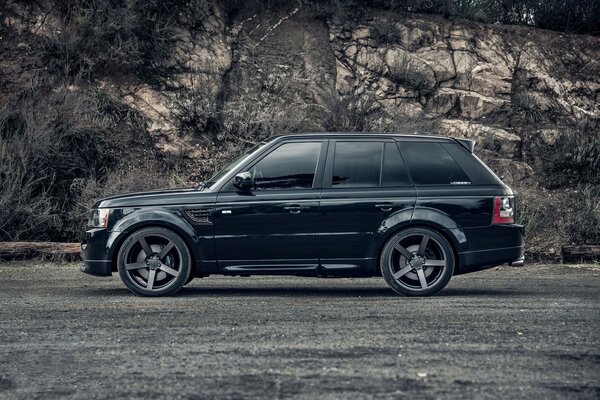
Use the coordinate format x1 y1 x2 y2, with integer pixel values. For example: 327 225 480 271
80 228 113 276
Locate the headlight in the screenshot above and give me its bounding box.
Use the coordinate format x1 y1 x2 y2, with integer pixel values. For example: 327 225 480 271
88 208 110 228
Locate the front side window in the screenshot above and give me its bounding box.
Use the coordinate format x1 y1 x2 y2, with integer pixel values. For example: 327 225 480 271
400 142 471 185
332 142 383 188
251 142 322 190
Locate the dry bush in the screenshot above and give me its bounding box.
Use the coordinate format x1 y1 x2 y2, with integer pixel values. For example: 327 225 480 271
371 20 402 45
0 84 148 241
41 0 194 80
220 97 310 143
172 84 219 138
387 55 435 94
321 92 380 132
525 119 600 188
511 92 543 124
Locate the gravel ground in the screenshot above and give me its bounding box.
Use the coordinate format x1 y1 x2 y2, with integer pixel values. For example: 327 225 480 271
0 262 599 400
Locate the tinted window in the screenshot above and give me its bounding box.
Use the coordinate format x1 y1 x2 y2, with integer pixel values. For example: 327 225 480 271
400 142 471 185
382 142 411 186
251 142 321 190
332 142 382 188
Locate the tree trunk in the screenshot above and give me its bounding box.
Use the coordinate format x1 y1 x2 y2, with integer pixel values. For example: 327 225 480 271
0 242 81 260
562 245 600 263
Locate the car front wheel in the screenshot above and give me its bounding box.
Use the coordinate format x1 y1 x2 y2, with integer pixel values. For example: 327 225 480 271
381 227 454 296
117 227 192 296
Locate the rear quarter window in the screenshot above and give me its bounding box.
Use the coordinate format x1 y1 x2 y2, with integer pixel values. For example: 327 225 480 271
399 142 471 185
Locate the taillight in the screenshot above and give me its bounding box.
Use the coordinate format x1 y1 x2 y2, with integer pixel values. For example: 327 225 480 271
493 196 514 224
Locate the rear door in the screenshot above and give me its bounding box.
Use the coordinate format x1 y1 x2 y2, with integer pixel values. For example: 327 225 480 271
318 139 416 272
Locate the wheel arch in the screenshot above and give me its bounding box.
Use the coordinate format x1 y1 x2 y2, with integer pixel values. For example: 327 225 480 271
107 210 202 274
375 211 467 274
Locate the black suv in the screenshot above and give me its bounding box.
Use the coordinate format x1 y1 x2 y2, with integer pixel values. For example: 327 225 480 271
81 133 524 296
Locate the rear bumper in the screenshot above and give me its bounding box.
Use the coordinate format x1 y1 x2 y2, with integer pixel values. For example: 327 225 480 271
457 224 525 274
80 228 112 276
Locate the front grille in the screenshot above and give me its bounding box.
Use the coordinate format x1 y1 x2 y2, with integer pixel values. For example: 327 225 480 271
184 208 212 224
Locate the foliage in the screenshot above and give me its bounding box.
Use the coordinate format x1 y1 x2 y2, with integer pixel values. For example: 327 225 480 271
451 0 491 21
512 93 542 123
305 0 600 35
371 20 402 45
547 120 600 186
387 54 434 93
42 0 192 80
0 84 148 240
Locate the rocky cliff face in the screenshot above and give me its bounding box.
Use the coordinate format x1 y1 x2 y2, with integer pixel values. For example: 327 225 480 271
1 1 599 253
123 4 600 184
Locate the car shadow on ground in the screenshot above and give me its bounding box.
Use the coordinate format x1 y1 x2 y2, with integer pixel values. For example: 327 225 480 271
82 285 526 298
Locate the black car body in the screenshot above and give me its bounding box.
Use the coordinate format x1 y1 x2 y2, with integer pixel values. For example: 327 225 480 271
81 133 524 296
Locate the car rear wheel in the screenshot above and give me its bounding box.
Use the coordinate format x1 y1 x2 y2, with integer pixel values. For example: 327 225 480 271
117 227 191 296
381 227 454 296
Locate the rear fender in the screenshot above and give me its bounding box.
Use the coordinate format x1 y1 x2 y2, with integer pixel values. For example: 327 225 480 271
374 207 467 272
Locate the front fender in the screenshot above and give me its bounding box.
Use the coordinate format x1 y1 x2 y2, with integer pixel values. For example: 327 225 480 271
106 208 207 270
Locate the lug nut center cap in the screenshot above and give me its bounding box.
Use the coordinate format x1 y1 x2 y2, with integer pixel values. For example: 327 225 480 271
147 257 161 270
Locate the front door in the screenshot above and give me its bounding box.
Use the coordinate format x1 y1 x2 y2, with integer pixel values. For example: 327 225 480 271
214 140 327 273
318 140 416 272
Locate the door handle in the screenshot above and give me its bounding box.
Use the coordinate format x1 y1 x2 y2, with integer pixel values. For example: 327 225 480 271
375 203 393 212
284 205 310 214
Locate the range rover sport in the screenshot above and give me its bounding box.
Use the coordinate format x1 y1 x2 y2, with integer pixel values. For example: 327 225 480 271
81 133 525 296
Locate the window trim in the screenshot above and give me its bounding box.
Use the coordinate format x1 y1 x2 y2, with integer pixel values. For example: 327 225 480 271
379 141 412 188
397 140 472 186
220 139 328 192
324 139 399 190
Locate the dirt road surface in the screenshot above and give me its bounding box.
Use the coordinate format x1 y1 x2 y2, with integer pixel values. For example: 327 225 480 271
0 262 599 399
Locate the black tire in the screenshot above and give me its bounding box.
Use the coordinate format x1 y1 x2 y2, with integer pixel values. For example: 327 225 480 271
117 227 192 297
381 227 454 296
184 275 195 286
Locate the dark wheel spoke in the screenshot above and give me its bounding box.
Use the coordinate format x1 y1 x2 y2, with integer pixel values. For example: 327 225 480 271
159 264 178 277
146 269 156 290
125 261 147 270
424 259 445 267
157 241 175 260
139 237 153 257
417 235 429 256
393 243 414 259
393 265 413 279
416 269 428 289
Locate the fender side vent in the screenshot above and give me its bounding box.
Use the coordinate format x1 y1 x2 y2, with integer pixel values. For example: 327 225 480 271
184 208 212 224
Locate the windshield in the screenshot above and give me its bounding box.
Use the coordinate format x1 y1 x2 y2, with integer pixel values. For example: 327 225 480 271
204 142 266 189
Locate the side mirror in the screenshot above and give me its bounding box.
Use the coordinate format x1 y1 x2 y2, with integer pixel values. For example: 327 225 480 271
233 171 253 190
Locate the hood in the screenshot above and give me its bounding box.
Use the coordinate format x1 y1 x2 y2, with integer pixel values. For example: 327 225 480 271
94 187 216 208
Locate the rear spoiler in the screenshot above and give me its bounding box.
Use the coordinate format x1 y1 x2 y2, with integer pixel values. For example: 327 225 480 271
454 138 475 153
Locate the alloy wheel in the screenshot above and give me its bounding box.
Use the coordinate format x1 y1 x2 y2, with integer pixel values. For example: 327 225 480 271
123 234 183 292
387 233 449 291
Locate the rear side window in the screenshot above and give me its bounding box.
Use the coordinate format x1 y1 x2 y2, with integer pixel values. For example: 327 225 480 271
400 142 471 185
251 142 322 190
332 142 382 188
